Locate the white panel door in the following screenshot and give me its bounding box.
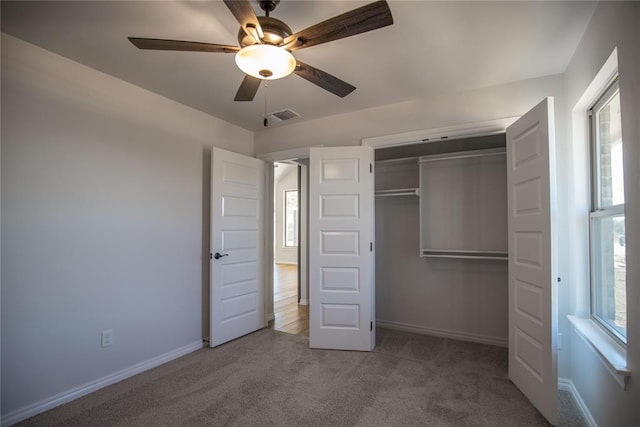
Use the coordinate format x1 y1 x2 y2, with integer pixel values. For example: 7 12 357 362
309 146 375 351
507 97 557 424
210 148 265 347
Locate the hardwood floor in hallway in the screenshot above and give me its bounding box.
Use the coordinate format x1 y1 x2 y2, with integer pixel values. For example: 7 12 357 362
270 263 309 337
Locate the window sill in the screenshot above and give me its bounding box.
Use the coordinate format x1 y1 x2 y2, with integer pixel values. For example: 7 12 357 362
567 315 631 389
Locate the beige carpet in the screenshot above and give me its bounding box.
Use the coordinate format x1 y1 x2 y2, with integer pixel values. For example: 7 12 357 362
19 327 584 426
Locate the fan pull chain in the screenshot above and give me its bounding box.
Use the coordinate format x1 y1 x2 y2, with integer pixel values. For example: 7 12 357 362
263 81 269 127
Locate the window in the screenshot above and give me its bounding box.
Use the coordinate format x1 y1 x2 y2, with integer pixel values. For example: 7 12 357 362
284 190 298 247
589 77 626 343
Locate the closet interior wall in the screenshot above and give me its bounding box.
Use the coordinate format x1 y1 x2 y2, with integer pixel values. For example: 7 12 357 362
374 134 510 346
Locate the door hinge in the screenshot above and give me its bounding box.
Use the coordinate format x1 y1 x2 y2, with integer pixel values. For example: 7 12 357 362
370 242 373 252
370 321 373 331
370 163 373 173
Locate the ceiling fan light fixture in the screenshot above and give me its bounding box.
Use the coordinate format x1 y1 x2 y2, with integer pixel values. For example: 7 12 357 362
235 44 296 80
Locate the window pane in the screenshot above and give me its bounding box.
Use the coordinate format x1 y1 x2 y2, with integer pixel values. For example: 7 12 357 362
591 214 626 340
284 190 298 247
595 90 624 207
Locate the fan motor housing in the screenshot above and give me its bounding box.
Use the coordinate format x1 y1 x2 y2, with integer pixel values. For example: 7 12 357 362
237 16 292 47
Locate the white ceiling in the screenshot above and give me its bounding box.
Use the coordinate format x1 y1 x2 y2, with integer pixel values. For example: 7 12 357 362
1 1 597 132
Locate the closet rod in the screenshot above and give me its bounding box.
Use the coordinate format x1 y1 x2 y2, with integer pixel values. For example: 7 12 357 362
421 249 508 260
419 148 506 164
423 254 508 260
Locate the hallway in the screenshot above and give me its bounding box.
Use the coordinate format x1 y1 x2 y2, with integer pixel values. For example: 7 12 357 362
270 263 309 337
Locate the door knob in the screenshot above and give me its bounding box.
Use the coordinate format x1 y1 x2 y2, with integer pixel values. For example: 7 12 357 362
213 252 229 260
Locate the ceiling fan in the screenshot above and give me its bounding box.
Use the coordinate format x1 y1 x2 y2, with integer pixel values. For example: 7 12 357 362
129 0 393 102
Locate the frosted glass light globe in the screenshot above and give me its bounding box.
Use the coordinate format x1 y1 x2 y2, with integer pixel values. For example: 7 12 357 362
235 45 296 80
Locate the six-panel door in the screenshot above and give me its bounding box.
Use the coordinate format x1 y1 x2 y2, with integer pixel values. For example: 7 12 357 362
309 146 375 351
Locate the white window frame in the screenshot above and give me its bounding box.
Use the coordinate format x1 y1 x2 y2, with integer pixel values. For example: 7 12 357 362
588 76 627 344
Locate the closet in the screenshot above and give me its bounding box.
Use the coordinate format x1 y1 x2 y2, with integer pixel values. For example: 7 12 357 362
315 100 555 422
374 134 510 346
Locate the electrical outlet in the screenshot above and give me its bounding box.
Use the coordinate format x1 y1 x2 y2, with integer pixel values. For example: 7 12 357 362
101 330 113 348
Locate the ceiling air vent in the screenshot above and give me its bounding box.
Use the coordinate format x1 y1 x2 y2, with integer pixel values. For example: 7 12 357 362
267 109 300 123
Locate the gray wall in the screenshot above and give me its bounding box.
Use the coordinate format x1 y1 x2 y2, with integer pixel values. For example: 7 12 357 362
561 3 640 425
1 34 253 418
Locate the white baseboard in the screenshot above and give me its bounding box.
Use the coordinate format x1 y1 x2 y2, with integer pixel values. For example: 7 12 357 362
376 319 508 347
298 299 309 306
1 340 204 427
558 378 597 427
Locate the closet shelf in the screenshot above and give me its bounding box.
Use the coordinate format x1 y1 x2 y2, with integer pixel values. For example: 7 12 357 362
375 188 419 197
418 147 506 163
375 157 419 166
421 249 508 260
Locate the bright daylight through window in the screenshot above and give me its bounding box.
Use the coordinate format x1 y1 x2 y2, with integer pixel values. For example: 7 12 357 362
284 190 298 247
590 77 626 343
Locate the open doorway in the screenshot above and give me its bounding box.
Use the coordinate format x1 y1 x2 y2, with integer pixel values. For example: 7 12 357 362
270 162 309 336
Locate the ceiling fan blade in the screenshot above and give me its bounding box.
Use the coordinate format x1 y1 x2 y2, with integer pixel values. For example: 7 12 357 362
128 38 239 53
294 60 356 98
234 75 262 101
283 0 393 51
223 0 264 44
